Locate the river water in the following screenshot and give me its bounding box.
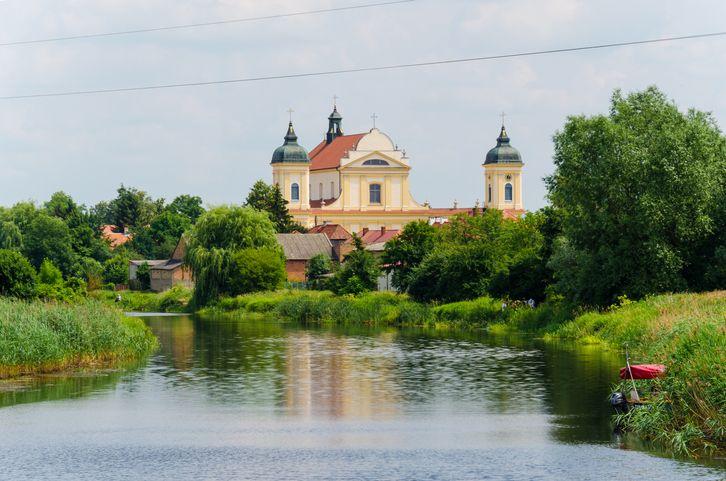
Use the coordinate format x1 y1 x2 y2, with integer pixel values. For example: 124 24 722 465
0 314 723 480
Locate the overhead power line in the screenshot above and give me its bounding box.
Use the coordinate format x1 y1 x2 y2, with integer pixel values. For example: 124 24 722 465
1 31 724 101
0 0 415 47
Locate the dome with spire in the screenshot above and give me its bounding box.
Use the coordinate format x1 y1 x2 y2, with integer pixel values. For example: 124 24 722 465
271 122 310 163
484 126 522 164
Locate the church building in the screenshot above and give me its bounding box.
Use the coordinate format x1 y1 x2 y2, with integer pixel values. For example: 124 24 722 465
271 104 524 233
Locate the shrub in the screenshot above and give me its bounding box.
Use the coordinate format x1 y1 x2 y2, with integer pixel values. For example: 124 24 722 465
38 259 63 285
0 249 36 299
227 247 286 295
136 262 151 291
103 253 129 285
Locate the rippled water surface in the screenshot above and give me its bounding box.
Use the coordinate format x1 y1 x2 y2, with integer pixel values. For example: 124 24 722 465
0 315 723 480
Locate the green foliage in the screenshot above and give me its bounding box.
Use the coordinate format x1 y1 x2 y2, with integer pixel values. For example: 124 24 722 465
306 253 332 288
167 194 205 222
227 247 286 295
0 249 37 299
103 253 129 285
0 221 22 250
185 205 280 305
548 291 726 455
381 220 436 292
23 213 76 275
91 285 192 313
244 180 301 233
330 235 379 295
38 259 63 285
131 210 190 259
108 185 162 230
0 299 157 377
136 262 151 291
43 191 80 222
546 86 726 306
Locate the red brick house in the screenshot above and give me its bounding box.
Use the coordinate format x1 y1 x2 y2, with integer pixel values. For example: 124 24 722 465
275 233 333 282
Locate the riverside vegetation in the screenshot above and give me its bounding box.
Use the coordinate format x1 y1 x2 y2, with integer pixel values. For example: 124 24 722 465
0 299 157 378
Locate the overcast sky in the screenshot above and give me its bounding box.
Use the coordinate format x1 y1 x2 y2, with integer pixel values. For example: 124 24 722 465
1 0 725 211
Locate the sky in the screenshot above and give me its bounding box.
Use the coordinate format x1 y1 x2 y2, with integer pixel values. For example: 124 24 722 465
1 0 725 211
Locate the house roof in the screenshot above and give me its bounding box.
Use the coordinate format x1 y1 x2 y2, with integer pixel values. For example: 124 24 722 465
100 224 132 248
129 260 167 267
308 133 366 171
358 228 399 245
151 260 184 271
275 233 332 260
308 223 352 241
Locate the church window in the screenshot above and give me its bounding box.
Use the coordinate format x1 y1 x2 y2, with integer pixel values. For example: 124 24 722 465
369 184 382 204
488 184 492 203
505 183 513 202
291 183 300 201
362 159 389 166
319 183 323 199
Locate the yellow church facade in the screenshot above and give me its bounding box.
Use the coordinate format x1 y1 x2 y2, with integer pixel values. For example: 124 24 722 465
271 105 525 233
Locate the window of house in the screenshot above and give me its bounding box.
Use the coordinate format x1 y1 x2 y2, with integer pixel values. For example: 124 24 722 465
291 183 300 201
369 184 382 204
505 183 513 202
362 159 389 166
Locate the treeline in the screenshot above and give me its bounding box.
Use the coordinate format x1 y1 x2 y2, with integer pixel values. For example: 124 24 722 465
384 87 725 307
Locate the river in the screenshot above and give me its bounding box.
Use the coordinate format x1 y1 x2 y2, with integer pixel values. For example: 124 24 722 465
0 314 723 480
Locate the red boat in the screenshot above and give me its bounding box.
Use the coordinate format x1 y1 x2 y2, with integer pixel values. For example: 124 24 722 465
619 363 666 380
610 348 666 414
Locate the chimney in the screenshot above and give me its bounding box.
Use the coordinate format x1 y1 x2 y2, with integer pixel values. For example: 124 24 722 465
381 226 386 235
362 227 369 235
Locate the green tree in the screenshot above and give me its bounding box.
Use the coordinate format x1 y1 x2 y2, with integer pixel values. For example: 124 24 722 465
0 249 37 299
546 87 726 305
330 235 379 295
227 247 286 294
185 205 280 305
44 191 80 222
306 253 332 280
167 194 205 222
103 253 129 285
38 259 63 285
23 213 76 275
382 220 436 292
131 210 190 259
109 185 161 230
136 262 151 291
244 180 301 233
0 221 22 250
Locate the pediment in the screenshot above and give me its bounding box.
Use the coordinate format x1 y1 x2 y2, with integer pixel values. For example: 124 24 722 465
342 151 409 170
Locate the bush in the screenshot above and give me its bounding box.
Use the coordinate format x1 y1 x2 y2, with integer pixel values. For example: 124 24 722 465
136 262 151 291
0 249 36 299
103 254 128 285
38 259 63 285
228 247 286 295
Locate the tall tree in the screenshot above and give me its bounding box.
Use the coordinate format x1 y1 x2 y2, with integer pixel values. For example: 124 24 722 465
167 194 205 222
546 86 726 305
109 185 161 230
382 220 436 292
185 206 282 305
244 180 300 233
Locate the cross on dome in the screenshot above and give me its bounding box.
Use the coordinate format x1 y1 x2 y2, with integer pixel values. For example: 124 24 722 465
371 113 378 129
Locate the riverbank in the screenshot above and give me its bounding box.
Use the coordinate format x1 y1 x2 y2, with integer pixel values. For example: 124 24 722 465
0 299 158 378
203 288 724 457
90 285 192 313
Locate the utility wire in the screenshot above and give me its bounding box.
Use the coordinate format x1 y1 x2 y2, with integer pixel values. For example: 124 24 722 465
1 31 724 101
0 0 415 47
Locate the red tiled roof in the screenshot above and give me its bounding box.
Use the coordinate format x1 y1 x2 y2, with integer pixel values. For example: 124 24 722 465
100 225 132 248
308 223 353 241
358 228 400 245
308 134 366 171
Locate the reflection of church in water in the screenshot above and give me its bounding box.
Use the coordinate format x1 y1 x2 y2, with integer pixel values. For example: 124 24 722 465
270 104 526 233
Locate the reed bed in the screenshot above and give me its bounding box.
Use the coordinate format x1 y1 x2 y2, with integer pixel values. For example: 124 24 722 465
0 299 158 378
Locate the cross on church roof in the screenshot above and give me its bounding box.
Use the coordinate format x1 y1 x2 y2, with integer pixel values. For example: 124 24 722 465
500 111 507 126
287 108 294 122
333 95 339 108
371 113 378 128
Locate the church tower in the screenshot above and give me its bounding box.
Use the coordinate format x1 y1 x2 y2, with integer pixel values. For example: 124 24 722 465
271 121 310 210
483 125 524 210
326 104 344 144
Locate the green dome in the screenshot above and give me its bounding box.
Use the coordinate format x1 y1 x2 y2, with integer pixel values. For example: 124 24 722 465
271 122 310 164
484 126 522 164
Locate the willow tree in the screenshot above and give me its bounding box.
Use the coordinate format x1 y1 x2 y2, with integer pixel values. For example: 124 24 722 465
184 205 283 306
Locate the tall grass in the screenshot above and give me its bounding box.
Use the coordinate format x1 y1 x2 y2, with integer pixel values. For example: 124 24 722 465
91 285 192 313
547 291 726 456
0 299 158 378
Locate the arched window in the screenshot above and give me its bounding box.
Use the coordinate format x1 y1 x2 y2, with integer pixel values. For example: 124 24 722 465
362 159 389 166
319 183 323 199
291 183 300 201
488 184 492 203
505 183 513 202
369 184 382 204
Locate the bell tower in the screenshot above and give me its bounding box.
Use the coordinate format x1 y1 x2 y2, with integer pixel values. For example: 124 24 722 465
483 123 524 211
271 120 310 210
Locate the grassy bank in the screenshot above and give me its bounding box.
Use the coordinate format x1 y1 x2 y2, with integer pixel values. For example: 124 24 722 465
207 288 724 456
0 299 158 378
543 291 725 456
91 285 192 313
